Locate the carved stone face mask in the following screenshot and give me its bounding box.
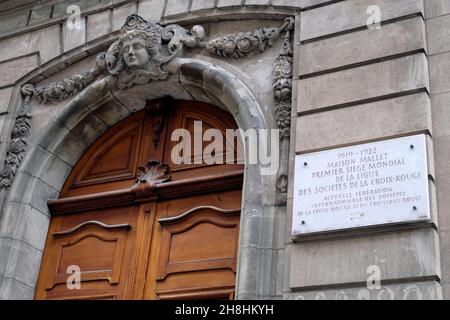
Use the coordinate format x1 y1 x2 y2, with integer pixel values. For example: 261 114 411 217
122 38 150 69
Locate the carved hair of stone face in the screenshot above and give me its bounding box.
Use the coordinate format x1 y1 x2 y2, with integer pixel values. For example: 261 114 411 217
119 29 160 70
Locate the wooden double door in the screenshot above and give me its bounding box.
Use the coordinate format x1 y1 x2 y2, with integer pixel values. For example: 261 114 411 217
34 100 244 300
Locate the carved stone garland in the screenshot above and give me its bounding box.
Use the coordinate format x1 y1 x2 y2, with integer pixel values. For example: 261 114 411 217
0 14 294 206
274 31 293 206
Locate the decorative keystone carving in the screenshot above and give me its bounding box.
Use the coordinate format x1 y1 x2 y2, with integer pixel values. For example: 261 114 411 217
132 160 171 199
101 14 205 89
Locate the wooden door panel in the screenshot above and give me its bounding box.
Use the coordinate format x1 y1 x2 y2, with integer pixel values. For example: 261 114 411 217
151 191 242 300
35 206 140 300
162 190 243 219
61 112 146 198
157 207 240 280
163 101 244 180
156 270 237 300
47 222 130 290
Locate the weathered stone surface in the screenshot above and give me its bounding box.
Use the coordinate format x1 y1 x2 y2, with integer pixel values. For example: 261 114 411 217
217 0 243 8
89 95 131 127
0 87 13 114
290 228 440 289
0 202 50 251
1 239 42 288
37 120 88 167
276 249 284 296
164 0 190 16
52 0 99 19
432 92 450 138
298 53 429 113
28 146 72 192
112 3 137 31
191 0 216 11
430 99 450 229
245 0 269 6
0 112 7 136
87 10 110 42
63 16 86 52
235 245 260 299
0 54 39 87
65 109 108 145
429 52 450 95
439 230 450 299
272 0 303 8
28 4 52 25
0 9 29 36
0 25 60 64
28 25 62 64
137 0 166 22
295 92 431 153
425 0 450 18
300 0 424 41
426 15 450 55
9 177 59 214
299 17 426 75
286 281 442 300
0 276 35 300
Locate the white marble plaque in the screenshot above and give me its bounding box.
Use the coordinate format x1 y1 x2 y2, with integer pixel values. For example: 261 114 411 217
292 135 430 236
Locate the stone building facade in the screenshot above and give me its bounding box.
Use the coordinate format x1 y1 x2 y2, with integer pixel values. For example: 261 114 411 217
0 0 448 300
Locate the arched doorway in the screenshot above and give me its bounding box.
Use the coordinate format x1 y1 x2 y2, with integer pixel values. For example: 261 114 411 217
34 99 244 300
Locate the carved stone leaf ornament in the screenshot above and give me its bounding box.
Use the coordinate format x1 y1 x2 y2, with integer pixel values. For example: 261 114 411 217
0 14 295 203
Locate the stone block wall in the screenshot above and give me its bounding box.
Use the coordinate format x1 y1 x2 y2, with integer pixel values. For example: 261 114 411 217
425 0 450 299
286 0 443 300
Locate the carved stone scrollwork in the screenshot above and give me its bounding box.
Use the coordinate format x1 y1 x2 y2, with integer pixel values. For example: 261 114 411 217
0 85 34 190
132 160 171 199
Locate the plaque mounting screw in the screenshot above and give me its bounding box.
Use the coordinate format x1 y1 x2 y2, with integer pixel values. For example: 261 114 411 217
410 145 414 150
304 162 308 167
301 220 306 225
413 206 417 211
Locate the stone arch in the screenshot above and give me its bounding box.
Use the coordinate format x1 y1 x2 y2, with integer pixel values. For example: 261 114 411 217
0 57 279 300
